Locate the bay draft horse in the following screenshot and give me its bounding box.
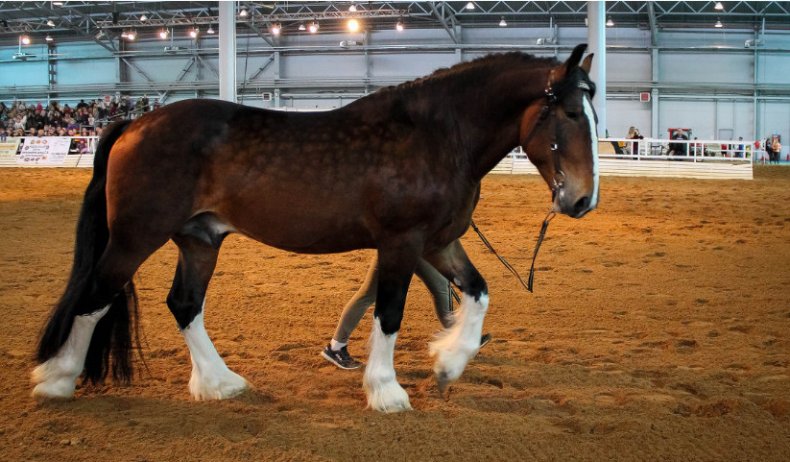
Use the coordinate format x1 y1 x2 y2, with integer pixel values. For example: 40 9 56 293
33 44 599 412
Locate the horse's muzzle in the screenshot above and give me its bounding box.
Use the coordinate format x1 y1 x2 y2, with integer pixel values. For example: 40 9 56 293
554 189 594 219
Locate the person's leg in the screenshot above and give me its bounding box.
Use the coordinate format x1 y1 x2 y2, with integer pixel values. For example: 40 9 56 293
322 256 379 369
415 259 453 329
332 256 379 345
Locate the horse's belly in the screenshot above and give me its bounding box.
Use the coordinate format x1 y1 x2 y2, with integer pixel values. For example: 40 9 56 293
226 207 374 254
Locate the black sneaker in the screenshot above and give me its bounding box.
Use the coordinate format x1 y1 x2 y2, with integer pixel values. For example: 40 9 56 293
321 345 363 370
480 333 492 349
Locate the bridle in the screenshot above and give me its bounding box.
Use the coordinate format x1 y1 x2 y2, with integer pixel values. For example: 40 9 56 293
521 69 597 198
519 69 565 197
484 67 596 292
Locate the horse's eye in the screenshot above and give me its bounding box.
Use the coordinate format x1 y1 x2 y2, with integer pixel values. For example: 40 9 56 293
566 111 580 120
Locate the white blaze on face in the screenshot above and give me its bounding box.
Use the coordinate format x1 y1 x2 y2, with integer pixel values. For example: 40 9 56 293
582 95 600 210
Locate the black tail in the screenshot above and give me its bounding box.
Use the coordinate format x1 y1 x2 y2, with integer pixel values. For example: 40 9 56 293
36 119 139 384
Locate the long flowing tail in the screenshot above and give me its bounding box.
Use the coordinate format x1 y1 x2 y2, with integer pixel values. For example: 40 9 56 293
36 119 138 384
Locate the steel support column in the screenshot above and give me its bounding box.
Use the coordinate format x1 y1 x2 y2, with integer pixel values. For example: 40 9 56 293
651 48 660 137
587 1 606 136
218 1 236 102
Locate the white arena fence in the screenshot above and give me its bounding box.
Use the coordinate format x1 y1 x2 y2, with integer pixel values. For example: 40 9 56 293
1 135 756 180
493 138 757 180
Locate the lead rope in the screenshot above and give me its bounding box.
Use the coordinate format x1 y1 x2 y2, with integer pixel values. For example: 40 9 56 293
465 210 555 294
448 68 559 300
527 210 556 292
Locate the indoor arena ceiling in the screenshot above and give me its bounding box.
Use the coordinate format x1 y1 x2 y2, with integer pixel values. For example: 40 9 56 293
1 1 789 46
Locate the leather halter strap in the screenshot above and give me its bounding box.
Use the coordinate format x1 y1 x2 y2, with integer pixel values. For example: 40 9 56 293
521 69 565 193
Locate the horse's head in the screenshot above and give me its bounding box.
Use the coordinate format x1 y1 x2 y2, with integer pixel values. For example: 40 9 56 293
519 44 599 219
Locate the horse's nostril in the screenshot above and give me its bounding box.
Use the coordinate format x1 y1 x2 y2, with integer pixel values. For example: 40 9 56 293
574 196 590 215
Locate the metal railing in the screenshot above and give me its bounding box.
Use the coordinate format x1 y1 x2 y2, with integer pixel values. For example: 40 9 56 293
600 138 757 163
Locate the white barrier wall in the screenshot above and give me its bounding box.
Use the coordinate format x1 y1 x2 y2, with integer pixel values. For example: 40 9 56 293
0 136 756 180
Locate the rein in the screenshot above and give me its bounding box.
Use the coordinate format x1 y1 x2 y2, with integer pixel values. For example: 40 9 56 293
449 69 595 301
469 209 555 295
459 69 580 296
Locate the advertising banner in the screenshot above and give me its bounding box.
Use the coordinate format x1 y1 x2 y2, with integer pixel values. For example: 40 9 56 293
0 138 21 160
17 137 72 165
68 137 94 154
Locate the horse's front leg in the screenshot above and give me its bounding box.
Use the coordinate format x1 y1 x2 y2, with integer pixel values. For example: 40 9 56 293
424 239 489 395
363 238 421 413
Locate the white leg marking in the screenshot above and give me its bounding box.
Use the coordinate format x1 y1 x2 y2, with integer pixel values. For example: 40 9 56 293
363 317 411 413
430 292 489 385
32 305 110 398
182 307 247 400
583 95 600 209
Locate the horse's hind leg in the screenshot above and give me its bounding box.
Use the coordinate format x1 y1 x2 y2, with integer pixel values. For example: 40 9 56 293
33 243 150 398
167 223 247 400
423 240 489 395
32 305 111 398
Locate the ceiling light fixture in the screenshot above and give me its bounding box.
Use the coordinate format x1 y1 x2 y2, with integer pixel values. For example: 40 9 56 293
308 21 319 33
207 25 215 34
46 19 55 27
714 18 723 28
606 17 615 27
466 2 475 10
189 27 199 38
159 29 168 39
714 2 724 11
499 17 507 27
239 6 248 18
349 4 357 12
395 20 404 32
140 14 148 22
347 18 360 33
271 23 282 36
21 35 31 45
52 1 63 6
126 30 136 41
45 34 53 42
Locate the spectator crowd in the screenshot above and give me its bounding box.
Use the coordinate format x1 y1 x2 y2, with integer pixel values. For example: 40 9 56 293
0 95 158 140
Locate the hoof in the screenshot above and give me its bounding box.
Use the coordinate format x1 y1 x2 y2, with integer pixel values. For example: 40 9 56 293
364 380 412 413
436 372 452 401
31 379 76 399
189 369 248 401
31 362 78 399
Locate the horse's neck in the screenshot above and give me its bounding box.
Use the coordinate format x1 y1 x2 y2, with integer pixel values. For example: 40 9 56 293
421 68 549 180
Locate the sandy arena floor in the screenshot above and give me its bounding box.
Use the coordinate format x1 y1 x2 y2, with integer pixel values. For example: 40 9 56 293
0 167 788 461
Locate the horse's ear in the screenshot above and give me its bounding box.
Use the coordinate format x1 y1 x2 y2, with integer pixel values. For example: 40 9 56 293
580 53 594 74
554 43 588 81
564 43 588 70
